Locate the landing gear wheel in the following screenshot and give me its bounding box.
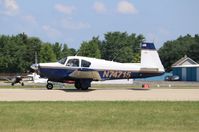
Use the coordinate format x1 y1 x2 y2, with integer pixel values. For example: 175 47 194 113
74 80 91 90
75 80 81 90
81 82 89 90
46 83 53 90
81 85 89 90
21 82 24 86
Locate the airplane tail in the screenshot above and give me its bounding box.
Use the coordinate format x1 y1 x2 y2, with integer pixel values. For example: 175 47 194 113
141 42 164 73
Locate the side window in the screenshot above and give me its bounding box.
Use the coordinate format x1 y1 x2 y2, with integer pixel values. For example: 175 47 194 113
81 60 91 67
66 59 79 67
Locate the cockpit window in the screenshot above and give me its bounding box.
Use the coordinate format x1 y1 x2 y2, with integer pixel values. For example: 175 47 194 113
66 59 79 67
81 60 91 67
58 57 67 65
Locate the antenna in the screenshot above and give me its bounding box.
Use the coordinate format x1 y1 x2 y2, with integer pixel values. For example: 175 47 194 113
75 51 79 56
111 53 120 61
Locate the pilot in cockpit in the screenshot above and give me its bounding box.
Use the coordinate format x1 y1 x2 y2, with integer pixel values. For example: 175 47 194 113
66 59 79 67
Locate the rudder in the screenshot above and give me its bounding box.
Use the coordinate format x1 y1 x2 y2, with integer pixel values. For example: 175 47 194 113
141 42 164 72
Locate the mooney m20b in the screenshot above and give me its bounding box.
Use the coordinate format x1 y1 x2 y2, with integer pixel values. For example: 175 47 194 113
31 43 164 90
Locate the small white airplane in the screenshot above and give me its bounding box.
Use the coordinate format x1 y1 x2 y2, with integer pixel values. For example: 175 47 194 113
31 43 164 90
27 72 48 84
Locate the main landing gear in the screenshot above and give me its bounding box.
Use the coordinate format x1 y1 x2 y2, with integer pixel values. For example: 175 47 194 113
75 80 91 90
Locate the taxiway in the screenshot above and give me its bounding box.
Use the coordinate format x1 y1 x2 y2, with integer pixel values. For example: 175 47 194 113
0 88 199 101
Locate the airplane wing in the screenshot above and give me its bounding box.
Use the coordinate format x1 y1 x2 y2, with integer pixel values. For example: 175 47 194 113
69 69 101 81
1 77 13 82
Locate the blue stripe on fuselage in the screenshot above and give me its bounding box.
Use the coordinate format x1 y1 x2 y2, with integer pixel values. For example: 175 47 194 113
39 67 76 81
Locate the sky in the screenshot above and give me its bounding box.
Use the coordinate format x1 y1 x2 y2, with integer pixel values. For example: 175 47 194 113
0 0 199 49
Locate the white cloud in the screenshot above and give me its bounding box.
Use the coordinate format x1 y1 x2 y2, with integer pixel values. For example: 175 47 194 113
42 25 61 37
1 0 19 15
62 19 91 30
22 15 37 24
93 1 107 13
117 0 138 14
54 4 75 15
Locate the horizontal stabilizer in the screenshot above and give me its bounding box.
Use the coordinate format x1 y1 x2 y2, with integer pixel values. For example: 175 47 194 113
140 68 159 72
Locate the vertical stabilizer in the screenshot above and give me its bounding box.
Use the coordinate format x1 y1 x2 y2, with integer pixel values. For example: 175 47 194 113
141 43 164 72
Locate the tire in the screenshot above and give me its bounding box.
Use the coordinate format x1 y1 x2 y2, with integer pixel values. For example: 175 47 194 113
75 80 91 90
75 80 81 90
46 83 53 90
21 82 24 86
80 80 91 90
11 83 14 86
81 85 89 90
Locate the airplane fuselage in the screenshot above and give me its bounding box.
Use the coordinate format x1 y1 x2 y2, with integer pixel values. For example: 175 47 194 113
32 43 165 90
39 56 163 82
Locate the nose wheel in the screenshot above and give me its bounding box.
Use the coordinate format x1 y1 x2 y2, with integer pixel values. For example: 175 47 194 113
46 83 53 90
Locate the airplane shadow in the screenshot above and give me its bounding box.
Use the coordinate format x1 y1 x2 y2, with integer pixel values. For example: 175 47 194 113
57 88 96 93
24 87 149 92
128 88 150 91
24 88 96 92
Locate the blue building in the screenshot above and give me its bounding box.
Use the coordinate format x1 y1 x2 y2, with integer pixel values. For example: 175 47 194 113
172 55 199 81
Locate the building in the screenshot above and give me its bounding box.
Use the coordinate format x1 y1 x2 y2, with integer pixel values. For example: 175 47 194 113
172 55 199 81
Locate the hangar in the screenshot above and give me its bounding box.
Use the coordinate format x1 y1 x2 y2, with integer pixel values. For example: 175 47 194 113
172 55 199 81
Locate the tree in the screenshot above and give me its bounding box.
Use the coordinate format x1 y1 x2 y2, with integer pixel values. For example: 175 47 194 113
39 43 56 63
60 44 77 59
25 37 42 66
0 33 40 72
60 44 69 58
101 32 144 63
68 48 77 56
53 42 62 60
187 34 199 63
79 37 101 58
158 34 199 71
0 33 72 73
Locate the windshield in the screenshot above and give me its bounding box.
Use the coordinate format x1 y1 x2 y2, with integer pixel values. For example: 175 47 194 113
58 57 67 64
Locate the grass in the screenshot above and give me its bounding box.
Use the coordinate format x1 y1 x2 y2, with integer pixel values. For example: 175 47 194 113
0 102 199 132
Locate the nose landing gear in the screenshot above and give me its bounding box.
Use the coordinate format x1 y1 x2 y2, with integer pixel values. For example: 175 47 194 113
46 82 53 90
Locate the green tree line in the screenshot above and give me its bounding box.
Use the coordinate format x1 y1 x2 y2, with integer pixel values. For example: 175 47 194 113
0 32 199 73
0 33 76 73
78 32 144 63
